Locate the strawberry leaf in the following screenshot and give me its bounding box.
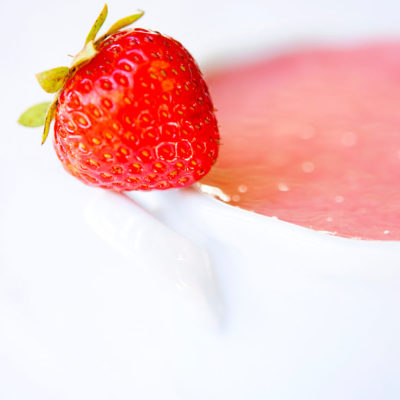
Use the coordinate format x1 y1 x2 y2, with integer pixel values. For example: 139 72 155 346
85 4 108 45
41 98 58 144
71 41 98 70
35 67 70 93
18 102 51 127
103 10 144 37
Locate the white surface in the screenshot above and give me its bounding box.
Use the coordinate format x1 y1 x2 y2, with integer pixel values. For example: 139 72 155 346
1 0 400 399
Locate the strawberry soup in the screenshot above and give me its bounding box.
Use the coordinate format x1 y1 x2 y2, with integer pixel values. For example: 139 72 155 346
200 43 400 240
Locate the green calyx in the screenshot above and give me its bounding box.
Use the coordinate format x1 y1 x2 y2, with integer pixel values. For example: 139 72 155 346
36 67 70 93
85 4 108 45
18 4 144 144
18 102 52 127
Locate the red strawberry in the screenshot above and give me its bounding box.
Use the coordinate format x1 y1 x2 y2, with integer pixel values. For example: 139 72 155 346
19 5 219 191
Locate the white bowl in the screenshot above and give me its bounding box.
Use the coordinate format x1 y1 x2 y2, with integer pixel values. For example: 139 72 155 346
123 187 400 399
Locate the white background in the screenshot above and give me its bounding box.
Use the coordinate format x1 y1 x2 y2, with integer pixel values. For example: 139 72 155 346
1 0 400 399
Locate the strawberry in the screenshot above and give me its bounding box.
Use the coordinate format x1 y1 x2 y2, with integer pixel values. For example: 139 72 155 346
19 5 219 191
